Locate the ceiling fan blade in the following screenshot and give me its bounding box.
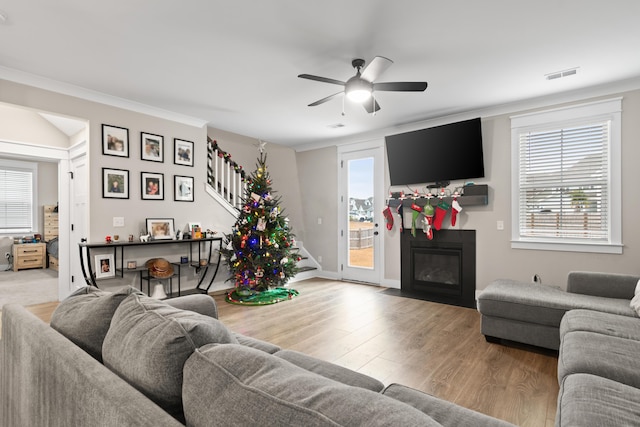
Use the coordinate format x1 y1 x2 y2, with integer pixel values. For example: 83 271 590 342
363 98 381 114
308 91 343 107
298 74 345 86
361 56 393 82
374 81 428 92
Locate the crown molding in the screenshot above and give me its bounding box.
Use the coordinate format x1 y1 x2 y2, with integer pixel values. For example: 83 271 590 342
0 66 208 128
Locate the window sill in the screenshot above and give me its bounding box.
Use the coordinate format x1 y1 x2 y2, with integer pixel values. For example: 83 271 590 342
511 240 623 254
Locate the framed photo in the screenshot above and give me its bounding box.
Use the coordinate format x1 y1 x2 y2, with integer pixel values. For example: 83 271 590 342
174 175 194 202
141 172 164 200
146 218 175 240
174 138 194 166
102 124 129 157
102 168 129 199
141 132 164 162
95 254 115 279
127 261 137 269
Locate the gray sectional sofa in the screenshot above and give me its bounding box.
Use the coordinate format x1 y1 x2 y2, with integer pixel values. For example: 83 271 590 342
477 271 638 350
478 271 640 427
1 285 514 426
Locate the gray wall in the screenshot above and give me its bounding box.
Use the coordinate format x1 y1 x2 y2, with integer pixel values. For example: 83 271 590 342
3 77 639 292
297 89 640 290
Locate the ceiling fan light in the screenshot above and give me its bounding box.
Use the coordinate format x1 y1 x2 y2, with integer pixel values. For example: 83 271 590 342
347 88 372 102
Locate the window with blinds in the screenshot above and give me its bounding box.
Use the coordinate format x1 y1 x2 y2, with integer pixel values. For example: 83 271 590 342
0 163 35 233
511 98 622 253
518 122 609 240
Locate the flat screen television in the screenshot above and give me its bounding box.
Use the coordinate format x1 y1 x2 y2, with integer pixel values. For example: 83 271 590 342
385 118 484 187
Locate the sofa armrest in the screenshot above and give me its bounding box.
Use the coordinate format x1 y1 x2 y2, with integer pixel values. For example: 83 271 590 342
566 271 638 300
165 294 218 318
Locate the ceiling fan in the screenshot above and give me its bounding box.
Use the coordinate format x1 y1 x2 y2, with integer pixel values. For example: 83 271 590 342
298 56 428 113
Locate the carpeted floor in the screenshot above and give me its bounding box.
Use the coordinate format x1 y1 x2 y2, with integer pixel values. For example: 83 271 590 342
0 268 58 308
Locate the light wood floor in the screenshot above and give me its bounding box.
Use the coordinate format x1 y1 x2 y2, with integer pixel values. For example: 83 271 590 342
12 278 559 427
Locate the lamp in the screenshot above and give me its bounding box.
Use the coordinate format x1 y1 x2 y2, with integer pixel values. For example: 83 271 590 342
345 76 372 102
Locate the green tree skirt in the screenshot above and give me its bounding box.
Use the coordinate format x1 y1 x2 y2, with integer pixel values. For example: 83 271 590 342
225 287 299 305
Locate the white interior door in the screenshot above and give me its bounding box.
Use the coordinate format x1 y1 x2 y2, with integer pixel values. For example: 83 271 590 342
339 145 384 284
69 152 87 290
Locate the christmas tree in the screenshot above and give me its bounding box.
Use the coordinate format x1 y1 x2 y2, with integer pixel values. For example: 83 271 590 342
221 149 299 296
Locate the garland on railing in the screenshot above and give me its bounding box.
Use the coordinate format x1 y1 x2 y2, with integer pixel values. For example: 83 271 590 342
207 136 250 182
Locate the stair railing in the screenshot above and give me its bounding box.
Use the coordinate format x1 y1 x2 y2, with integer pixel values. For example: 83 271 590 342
206 137 247 213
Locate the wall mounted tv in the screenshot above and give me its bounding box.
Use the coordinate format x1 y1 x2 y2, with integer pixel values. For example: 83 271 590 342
385 117 484 187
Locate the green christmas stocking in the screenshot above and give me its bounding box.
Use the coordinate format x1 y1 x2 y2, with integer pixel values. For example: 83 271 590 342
411 203 423 237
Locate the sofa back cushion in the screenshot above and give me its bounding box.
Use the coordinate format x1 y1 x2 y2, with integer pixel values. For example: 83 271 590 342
102 293 238 421
50 285 140 361
182 343 441 427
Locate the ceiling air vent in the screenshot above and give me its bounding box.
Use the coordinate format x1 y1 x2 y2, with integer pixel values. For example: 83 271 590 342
545 67 578 80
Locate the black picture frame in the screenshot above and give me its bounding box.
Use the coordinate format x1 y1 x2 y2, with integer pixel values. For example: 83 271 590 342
141 171 164 200
102 168 129 199
174 175 194 202
174 138 194 166
141 132 164 163
102 124 129 157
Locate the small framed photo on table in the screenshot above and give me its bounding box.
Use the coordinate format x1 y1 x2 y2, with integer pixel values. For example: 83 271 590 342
102 168 129 199
146 218 175 240
95 254 115 279
141 172 164 200
102 124 129 157
174 175 194 202
174 138 194 166
141 132 164 163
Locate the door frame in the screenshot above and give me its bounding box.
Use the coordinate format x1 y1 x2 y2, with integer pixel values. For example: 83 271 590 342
337 139 385 285
0 138 87 301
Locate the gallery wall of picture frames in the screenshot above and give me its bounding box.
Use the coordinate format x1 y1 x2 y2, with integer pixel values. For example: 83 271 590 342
100 123 196 201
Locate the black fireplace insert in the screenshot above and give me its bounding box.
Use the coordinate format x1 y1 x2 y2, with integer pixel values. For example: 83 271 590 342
400 229 476 308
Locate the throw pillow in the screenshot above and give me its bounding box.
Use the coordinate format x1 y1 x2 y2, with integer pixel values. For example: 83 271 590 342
50 285 141 361
102 293 238 422
630 293 640 317
635 279 640 296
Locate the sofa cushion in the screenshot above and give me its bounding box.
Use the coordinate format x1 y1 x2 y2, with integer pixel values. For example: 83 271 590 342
382 384 516 427
234 332 281 354
274 349 384 392
182 343 442 426
102 293 238 421
558 330 640 388
557 373 640 427
560 309 640 341
50 285 140 361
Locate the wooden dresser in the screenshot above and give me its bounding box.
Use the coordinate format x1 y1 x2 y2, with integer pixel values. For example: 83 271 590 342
44 204 59 271
13 243 46 272
44 205 59 242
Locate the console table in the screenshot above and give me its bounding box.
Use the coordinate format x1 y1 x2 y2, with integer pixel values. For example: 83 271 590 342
78 237 223 296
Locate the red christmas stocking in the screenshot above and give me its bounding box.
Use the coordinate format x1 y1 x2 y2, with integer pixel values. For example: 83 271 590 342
451 199 462 226
411 203 423 237
433 200 450 231
383 206 394 230
423 203 435 240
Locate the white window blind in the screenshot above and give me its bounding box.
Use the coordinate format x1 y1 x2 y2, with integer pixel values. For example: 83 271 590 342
0 166 34 233
518 122 609 240
511 97 622 253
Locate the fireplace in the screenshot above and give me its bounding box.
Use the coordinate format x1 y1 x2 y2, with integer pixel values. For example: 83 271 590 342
401 229 476 308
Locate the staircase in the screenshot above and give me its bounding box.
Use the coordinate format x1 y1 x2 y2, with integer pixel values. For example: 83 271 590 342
205 138 320 280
